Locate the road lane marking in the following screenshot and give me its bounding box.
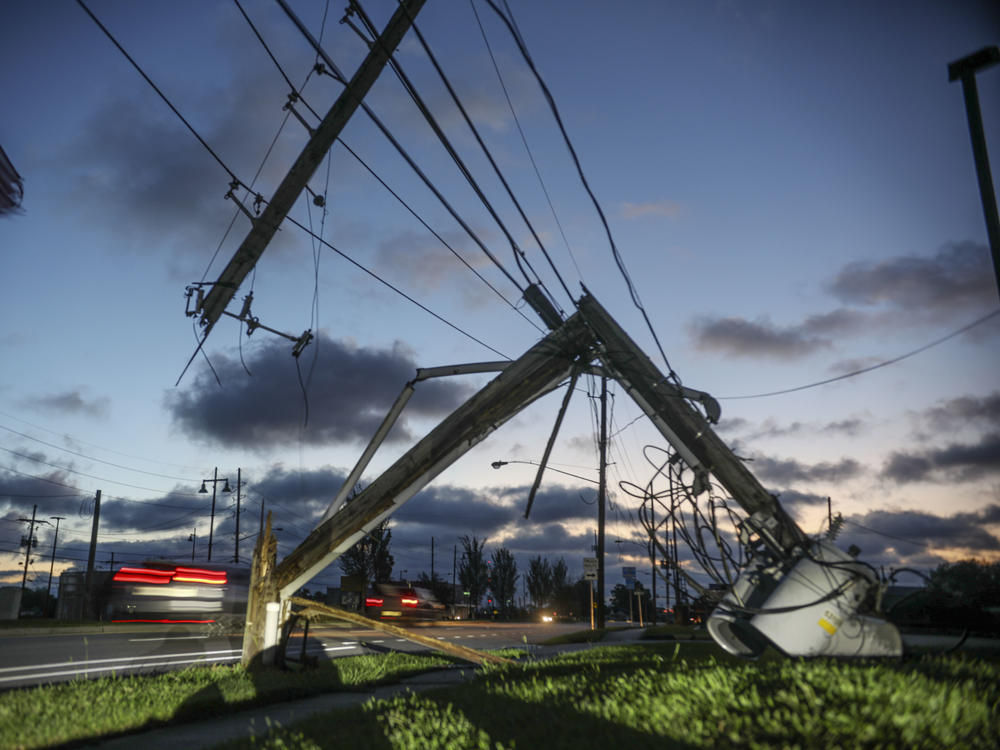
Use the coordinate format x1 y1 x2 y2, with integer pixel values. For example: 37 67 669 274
0 648 241 675
0 655 242 685
129 635 211 642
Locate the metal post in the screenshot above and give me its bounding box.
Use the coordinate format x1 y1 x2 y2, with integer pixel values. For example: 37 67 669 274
949 47 1000 300
85 490 101 618
208 467 218 562
45 516 64 615
235 468 242 564
597 377 608 629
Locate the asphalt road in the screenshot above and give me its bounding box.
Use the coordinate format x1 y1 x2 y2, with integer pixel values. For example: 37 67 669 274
0 620 582 690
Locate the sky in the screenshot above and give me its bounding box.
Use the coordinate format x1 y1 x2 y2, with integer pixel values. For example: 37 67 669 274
1 0 998 610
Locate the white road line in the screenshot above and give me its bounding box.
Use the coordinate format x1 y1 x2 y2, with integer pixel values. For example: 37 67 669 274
0 655 241 685
322 645 357 652
129 635 210 642
0 648 241 675
371 640 385 643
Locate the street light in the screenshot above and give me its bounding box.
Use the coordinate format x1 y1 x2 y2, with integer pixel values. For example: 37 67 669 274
188 529 196 561
199 468 231 561
491 459 599 485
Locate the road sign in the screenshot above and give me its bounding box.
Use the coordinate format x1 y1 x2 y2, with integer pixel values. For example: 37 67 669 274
623 566 636 585
583 557 597 580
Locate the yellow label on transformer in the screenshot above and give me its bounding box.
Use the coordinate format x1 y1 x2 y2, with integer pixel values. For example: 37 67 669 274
818 617 837 635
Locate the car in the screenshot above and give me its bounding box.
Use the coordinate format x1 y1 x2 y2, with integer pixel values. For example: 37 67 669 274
364 583 445 622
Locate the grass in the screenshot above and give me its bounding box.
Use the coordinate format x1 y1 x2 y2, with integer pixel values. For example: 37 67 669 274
642 624 711 640
0 650 463 750
225 643 1000 750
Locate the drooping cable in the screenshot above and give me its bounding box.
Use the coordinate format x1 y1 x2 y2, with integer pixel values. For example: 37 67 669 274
483 0 679 381
275 0 526 296
76 0 250 193
469 0 584 283
346 0 547 299
719 307 1000 400
388 1 574 309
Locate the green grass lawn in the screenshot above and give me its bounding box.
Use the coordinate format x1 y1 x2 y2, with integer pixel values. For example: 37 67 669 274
0 650 463 750
222 644 1000 750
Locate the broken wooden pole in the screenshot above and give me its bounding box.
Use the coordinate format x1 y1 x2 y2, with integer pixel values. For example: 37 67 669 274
242 512 279 669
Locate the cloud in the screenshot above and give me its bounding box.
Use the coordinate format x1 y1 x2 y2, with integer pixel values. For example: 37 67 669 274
689 306 872 360
920 392 1000 432
881 432 1000 484
22 390 110 419
58 63 303 263
689 243 996 361
751 455 864 485
620 200 684 220
688 316 828 359
841 505 1000 562
729 417 867 442
374 229 484 293
165 334 475 450
828 241 995 314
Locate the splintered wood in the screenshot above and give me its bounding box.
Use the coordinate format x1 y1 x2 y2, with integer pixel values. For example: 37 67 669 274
287 597 514 666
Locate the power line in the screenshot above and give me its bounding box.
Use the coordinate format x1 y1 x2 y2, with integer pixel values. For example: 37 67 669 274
483 0 679 380
0 409 203 472
719 307 1000 400
283 213 511 359
76 0 249 192
469 0 584 283
0 424 198 482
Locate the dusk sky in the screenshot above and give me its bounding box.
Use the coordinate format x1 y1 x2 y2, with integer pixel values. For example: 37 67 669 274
1 0 998 608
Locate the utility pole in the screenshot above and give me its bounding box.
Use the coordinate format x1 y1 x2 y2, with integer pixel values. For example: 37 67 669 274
949 46 1000 300
431 536 435 581
18 505 42 617
452 545 457 613
200 468 230 562
45 515 65 615
189 528 197 561
649 501 656 625
234 468 242 564
597 377 608 629
84 490 101 619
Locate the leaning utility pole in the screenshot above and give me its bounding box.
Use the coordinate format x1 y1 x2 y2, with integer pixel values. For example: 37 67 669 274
237 0 426 668
192 0 427 343
949 46 1000 300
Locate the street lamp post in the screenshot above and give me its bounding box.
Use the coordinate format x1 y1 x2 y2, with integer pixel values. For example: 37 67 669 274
199 468 231 562
491 460 598 485
188 529 196 561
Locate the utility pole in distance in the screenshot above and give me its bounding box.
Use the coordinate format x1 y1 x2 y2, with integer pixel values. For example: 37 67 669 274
18 505 45 618
84 490 101 619
45 516 65 615
949 46 1000 300
199 469 231 562
234 468 242 564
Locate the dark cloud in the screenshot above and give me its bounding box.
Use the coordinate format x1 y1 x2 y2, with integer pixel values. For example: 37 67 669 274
688 315 833 359
774 489 829 510
751 455 864 485
840 505 1000 563
22 390 110 419
881 432 1000 484
828 241 995 314
728 417 867 442
920 392 1000 432
165 334 475 450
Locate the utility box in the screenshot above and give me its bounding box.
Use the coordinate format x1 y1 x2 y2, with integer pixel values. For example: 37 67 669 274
0 587 21 620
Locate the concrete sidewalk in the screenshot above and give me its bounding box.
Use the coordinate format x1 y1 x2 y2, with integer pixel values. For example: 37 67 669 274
83 666 479 750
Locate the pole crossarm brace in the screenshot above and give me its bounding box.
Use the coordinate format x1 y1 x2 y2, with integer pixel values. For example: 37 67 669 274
194 0 426 342
274 312 594 599
287 598 513 666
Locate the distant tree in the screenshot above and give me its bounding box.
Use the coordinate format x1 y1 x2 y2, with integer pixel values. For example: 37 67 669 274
526 556 553 608
338 519 394 601
458 535 489 614
488 547 518 616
